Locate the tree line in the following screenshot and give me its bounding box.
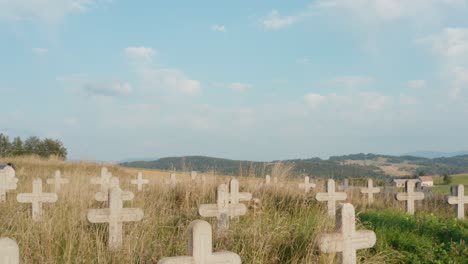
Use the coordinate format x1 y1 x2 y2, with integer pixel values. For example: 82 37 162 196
0 133 67 159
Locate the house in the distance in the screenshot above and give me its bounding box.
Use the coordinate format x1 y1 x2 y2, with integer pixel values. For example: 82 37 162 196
393 179 412 187
418 176 434 187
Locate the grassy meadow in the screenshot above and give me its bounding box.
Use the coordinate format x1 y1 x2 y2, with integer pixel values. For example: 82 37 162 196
0 157 467 263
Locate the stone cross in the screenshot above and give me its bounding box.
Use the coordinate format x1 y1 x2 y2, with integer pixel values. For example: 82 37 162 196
87 187 144 250
229 179 252 205
396 179 424 215
299 176 316 193
0 168 18 202
0 237 19 264
198 184 246 230
318 203 376 264
17 178 58 221
131 172 149 191
165 173 178 186
315 179 347 216
360 179 380 204
46 170 69 193
95 177 134 202
90 167 111 193
447 184 468 220
158 220 241 264
265 175 271 185
191 171 198 181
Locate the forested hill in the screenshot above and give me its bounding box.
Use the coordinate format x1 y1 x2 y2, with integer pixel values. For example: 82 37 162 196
120 154 468 179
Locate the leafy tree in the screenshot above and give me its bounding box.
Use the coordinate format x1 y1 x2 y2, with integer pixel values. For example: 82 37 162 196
0 133 11 157
443 173 453 184
9 137 24 156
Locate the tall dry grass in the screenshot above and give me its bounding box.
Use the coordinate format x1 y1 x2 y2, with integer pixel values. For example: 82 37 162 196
0 157 456 263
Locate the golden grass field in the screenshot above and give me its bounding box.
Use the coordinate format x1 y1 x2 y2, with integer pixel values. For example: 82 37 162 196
0 156 466 263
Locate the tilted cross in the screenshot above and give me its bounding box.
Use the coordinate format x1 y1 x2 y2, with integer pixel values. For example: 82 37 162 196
46 170 69 193
90 167 111 193
95 177 134 202
316 179 347 216
396 179 424 215
447 184 468 220
0 237 19 264
198 184 246 230
360 179 380 204
131 172 149 191
299 176 316 193
87 187 144 250
318 203 376 264
158 220 241 264
17 178 58 221
0 168 18 202
229 178 252 205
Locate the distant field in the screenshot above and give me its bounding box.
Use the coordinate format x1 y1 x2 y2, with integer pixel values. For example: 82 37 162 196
342 158 418 177
431 174 468 194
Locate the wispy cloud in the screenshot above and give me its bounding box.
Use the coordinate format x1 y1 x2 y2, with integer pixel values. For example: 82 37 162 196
407 80 426 89
125 46 156 62
211 24 226 32
57 75 133 97
32 47 48 55
228 82 252 92
327 75 373 89
261 10 303 30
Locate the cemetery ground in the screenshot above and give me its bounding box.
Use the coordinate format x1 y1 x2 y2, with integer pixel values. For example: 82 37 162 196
0 156 467 263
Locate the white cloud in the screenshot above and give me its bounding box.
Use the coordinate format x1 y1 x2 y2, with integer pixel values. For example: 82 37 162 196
58 75 133 97
211 24 226 32
304 93 326 107
32 47 48 55
407 80 426 89
125 46 156 62
296 57 310 64
64 117 79 127
261 10 301 30
140 68 201 95
449 66 468 98
418 28 468 59
399 94 417 105
228 82 252 92
327 75 373 89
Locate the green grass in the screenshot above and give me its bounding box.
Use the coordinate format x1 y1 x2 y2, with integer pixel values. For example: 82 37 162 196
431 175 468 194
360 209 468 264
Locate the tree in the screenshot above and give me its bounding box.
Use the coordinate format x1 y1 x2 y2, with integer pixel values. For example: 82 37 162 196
0 133 11 157
9 137 24 156
23 136 41 156
443 173 452 184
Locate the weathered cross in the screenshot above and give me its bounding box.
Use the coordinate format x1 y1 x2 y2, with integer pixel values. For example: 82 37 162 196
95 177 134 202
360 179 380 204
190 171 198 181
158 220 241 264
46 170 69 193
17 178 58 221
0 168 18 202
316 179 347 216
265 175 271 185
0 237 19 264
165 173 178 186
131 172 149 191
447 184 468 220
299 176 316 193
396 179 424 215
87 187 144 250
198 184 246 230
229 178 252 205
90 167 111 193
318 203 376 264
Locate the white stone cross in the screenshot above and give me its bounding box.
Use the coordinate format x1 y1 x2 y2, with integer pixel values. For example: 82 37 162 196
198 184 246 230
90 167 111 193
87 187 144 250
396 179 424 215
158 220 241 264
46 170 69 193
318 203 376 264
17 178 58 221
95 177 134 202
0 237 19 264
131 172 149 191
229 178 252 205
360 179 380 204
190 171 198 181
299 176 316 193
0 168 18 202
165 173 178 186
265 175 271 185
316 179 347 216
447 184 468 220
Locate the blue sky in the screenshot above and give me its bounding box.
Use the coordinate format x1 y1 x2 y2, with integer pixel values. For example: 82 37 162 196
1 0 468 161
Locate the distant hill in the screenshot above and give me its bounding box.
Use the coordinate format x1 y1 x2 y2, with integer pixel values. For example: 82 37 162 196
404 151 468 159
120 153 468 179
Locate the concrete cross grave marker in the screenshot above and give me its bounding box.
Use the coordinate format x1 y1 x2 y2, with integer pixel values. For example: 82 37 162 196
265 175 271 185
165 173 178 186
229 178 252 206
396 179 424 215
360 179 380 204
191 171 198 181
17 178 58 221
95 177 134 202
447 184 468 220
91 167 111 193
46 170 69 193
316 179 347 216
158 220 241 264
198 184 247 230
299 176 316 193
318 203 376 264
0 238 19 264
87 187 144 250
131 172 149 191
0 168 18 202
